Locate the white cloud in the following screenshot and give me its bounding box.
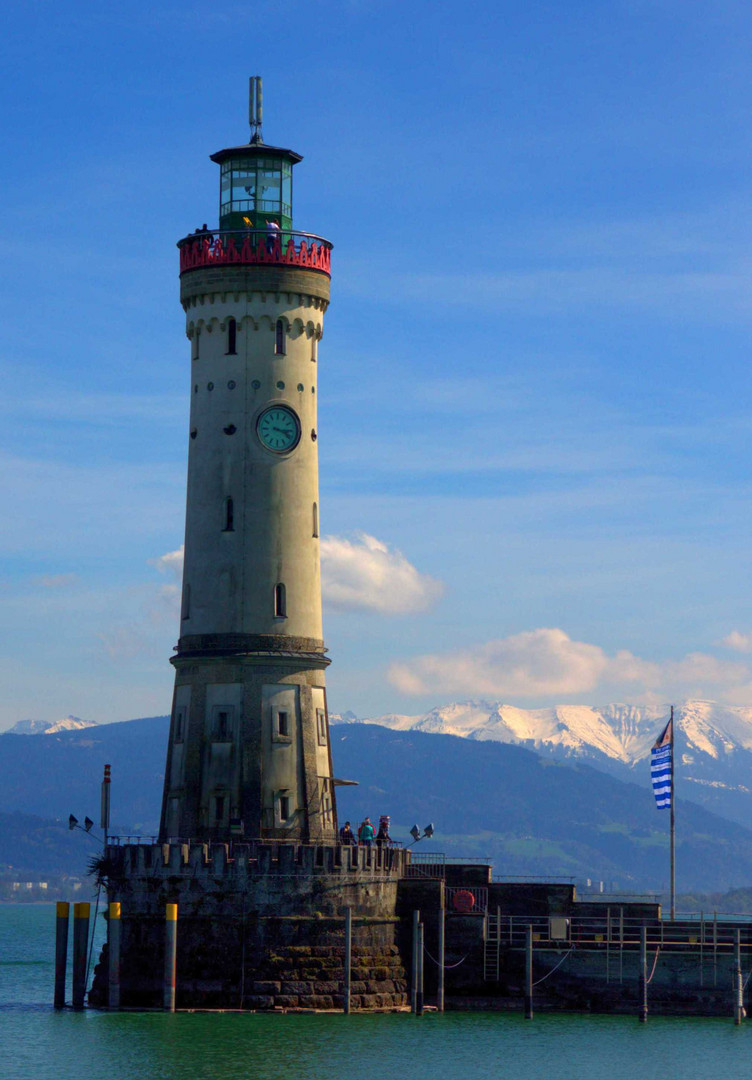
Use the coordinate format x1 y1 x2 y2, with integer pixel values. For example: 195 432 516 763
321 533 443 615
388 627 752 702
33 573 78 589
722 630 752 653
149 547 184 579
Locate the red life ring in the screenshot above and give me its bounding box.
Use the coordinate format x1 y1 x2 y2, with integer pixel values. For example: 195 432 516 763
452 889 475 913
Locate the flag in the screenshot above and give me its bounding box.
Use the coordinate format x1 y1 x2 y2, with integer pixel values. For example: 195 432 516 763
651 717 673 809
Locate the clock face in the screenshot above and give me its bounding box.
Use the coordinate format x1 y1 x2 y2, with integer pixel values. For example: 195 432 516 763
256 405 301 454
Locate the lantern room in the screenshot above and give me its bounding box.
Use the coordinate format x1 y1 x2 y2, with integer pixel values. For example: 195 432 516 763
211 143 302 233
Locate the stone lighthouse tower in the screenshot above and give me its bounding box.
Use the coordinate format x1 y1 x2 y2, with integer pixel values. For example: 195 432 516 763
89 84 409 1012
160 78 337 844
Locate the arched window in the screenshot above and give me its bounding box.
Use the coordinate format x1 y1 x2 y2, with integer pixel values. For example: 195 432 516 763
181 583 190 620
312 502 319 538
223 497 234 532
226 318 237 355
275 319 286 355
274 582 286 618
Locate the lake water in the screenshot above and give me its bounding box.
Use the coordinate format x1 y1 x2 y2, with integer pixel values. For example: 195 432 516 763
2 903 752 1080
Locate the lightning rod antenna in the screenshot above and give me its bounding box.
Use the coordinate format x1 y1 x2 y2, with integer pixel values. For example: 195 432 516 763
249 76 264 144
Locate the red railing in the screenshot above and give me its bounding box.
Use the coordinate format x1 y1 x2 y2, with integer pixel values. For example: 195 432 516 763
178 229 332 276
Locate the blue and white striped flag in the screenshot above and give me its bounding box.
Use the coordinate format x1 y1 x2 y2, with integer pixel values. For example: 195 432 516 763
651 717 673 809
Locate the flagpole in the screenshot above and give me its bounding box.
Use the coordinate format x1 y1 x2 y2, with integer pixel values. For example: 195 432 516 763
670 704 675 920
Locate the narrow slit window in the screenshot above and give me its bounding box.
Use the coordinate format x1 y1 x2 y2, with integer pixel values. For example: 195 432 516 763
316 708 327 746
279 795 290 821
191 329 199 361
216 711 229 739
311 335 318 362
312 502 319 538
181 583 190 620
274 582 286 618
275 319 286 355
224 497 234 532
214 795 225 823
226 318 237 355
277 710 289 737
174 708 185 742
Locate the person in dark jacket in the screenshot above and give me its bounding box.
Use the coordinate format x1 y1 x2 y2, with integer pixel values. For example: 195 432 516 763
339 821 355 845
376 815 392 849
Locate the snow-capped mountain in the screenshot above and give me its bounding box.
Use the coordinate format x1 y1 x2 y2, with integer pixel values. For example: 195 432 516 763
8 716 98 735
330 701 752 826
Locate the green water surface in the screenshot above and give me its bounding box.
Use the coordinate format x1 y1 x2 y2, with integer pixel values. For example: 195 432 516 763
2 904 750 1080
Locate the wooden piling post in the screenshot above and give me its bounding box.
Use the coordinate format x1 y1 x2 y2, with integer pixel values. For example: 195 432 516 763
639 924 648 1022
437 889 445 1013
108 902 121 1010
54 902 70 1009
411 910 420 1014
417 921 425 1016
164 903 178 1012
734 928 744 1025
72 902 90 1010
343 907 352 1015
524 924 533 1019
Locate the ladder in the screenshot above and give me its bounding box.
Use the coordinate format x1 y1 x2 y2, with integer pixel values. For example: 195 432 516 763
484 907 501 981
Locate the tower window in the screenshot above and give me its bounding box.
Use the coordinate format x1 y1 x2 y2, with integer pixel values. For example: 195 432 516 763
214 795 225 823
316 708 327 746
191 330 199 361
277 710 289 737
212 706 234 741
311 335 318 362
223 497 235 532
226 318 237 355
274 583 286 618
174 707 186 742
279 795 290 821
275 319 286 356
312 502 319 538
181 583 190 620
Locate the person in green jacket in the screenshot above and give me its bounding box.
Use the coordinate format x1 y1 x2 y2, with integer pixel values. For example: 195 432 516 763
358 818 374 847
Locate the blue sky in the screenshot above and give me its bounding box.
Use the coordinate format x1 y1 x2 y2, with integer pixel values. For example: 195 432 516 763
2 0 752 729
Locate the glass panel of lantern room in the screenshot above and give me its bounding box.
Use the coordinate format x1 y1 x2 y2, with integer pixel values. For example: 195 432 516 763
230 163 256 216
258 163 282 216
220 162 233 219
281 166 292 219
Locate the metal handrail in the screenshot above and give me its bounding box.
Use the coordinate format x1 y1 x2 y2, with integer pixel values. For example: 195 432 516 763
177 228 332 276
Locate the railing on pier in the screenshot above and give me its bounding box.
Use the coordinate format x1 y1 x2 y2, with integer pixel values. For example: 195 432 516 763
178 229 332 276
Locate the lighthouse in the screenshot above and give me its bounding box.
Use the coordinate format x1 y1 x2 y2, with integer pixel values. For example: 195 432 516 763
159 79 337 843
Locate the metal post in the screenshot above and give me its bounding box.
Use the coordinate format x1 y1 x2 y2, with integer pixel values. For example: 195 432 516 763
670 705 676 920
411 910 420 1013
639 924 648 1022
525 924 533 1019
343 907 352 1015
54 901 70 1008
734 928 744 1025
417 921 425 1016
164 903 177 1012
72 902 90 1010
619 907 624 984
437 896 446 1012
108 902 121 1010
713 911 718 988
